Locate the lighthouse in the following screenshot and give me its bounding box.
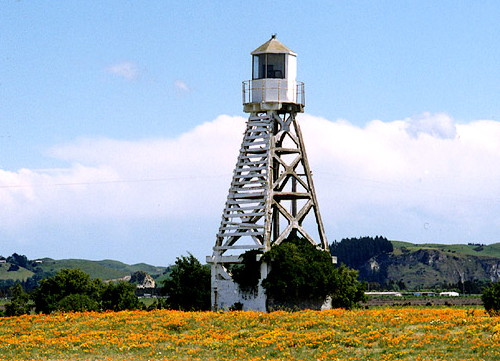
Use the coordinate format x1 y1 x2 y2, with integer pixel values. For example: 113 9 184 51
207 36 328 311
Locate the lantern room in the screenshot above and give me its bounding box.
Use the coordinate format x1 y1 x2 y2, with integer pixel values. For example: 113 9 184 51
243 35 304 113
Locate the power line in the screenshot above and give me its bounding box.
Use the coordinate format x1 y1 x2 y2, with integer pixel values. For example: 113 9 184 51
0 174 230 189
315 170 500 204
2 170 499 205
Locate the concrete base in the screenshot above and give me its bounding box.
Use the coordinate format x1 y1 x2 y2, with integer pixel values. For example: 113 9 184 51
212 278 267 311
210 261 269 312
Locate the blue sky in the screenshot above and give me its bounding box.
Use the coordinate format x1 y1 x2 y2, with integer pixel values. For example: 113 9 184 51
1 1 499 265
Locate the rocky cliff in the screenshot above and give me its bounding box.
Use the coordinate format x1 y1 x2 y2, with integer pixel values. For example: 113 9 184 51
358 244 500 289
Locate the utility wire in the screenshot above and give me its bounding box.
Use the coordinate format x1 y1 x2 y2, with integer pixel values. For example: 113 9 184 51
0 174 230 189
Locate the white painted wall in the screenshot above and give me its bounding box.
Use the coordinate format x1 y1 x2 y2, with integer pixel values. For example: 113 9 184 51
249 54 298 105
211 262 268 311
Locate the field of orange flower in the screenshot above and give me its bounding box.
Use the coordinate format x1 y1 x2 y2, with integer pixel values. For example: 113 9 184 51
0 307 499 360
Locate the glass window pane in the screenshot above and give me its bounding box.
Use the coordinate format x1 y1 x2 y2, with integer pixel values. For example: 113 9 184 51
252 55 260 80
266 54 285 78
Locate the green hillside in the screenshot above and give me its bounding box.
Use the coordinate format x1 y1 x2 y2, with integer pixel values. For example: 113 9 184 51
3 241 499 291
36 258 168 281
364 241 500 290
391 241 500 258
0 256 168 283
0 263 34 281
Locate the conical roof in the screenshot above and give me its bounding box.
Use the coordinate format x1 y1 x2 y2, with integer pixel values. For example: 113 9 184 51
251 35 297 56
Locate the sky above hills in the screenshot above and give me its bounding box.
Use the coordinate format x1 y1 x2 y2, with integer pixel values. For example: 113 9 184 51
1 1 499 265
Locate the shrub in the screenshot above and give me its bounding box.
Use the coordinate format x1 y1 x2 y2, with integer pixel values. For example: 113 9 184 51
482 281 500 316
5 284 32 316
32 269 103 314
102 281 141 311
261 238 366 310
231 250 262 295
163 254 211 311
57 294 100 312
7 264 20 272
329 264 367 309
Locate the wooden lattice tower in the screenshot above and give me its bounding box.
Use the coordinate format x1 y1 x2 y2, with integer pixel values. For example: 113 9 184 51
207 36 328 311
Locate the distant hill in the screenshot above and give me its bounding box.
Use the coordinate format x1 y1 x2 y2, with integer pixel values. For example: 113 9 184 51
4 241 500 292
0 263 34 281
391 241 500 258
358 241 500 290
39 258 169 280
0 257 169 283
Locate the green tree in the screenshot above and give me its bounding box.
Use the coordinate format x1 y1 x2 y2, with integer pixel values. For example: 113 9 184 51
330 236 393 285
163 254 211 311
330 236 393 269
6 253 29 269
102 281 141 311
261 238 366 310
329 264 367 309
482 281 500 316
5 283 32 316
57 294 100 313
32 269 103 314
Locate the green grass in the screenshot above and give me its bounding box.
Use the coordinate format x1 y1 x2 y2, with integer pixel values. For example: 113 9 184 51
0 263 34 281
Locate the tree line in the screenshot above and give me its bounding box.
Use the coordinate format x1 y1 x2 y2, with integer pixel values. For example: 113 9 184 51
1 237 366 316
2 261 211 317
4 235 500 316
329 236 393 269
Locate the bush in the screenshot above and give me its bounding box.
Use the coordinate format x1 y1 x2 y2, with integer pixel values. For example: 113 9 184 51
5 284 32 316
163 254 211 311
32 269 103 314
102 281 141 311
231 250 262 295
329 264 367 309
261 238 366 310
57 294 100 312
7 264 20 272
482 281 500 316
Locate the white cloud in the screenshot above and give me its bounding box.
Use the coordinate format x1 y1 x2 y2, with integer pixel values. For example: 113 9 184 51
405 112 457 139
1 113 499 264
106 62 140 80
298 113 500 243
43 115 246 219
174 80 190 93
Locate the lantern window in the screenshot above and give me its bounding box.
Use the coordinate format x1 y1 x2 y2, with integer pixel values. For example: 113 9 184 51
252 54 285 80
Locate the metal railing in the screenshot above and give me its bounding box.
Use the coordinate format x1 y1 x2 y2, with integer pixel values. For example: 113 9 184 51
242 80 305 106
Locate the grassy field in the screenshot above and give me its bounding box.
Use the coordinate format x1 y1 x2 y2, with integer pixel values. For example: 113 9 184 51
1 307 499 360
0 263 34 281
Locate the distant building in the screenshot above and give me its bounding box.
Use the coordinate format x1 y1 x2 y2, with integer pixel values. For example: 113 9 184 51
365 292 403 297
439 291 459 297
412 292 436 297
